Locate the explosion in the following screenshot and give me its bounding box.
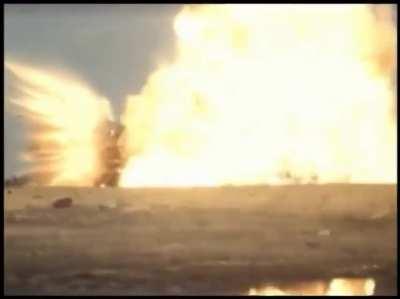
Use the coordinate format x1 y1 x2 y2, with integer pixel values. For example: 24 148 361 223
119 4 397 187
6 4 397 188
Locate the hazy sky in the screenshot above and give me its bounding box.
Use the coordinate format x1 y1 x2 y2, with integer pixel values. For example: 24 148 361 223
4 4 183 177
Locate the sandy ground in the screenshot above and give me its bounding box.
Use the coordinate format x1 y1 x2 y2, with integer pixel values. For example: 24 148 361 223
4 184 397 295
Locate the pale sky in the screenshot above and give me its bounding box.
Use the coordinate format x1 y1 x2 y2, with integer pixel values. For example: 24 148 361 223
4 4 183 177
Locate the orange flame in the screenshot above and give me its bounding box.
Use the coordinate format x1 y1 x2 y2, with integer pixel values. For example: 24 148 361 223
6 62 113 186
119 4 396 187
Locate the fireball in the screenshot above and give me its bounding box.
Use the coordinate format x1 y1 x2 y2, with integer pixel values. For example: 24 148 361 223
119 4 396 187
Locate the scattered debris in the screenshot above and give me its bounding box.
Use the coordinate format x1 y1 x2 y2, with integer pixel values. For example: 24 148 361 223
98 200 117 211
5 213 18 223
370 209 390 220
98 205 109 212
167 286 183 294
6 212 29 223
342 247 358 257
5 175 30 187
362 264 380 271
162 243 186 254
310 174 319 183
73 271 97 280
305 241 320 249
91 269 118 276
318 229 331 237
53 197 73 209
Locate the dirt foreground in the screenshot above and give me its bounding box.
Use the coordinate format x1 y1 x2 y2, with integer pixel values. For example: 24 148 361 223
4 184 397 295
